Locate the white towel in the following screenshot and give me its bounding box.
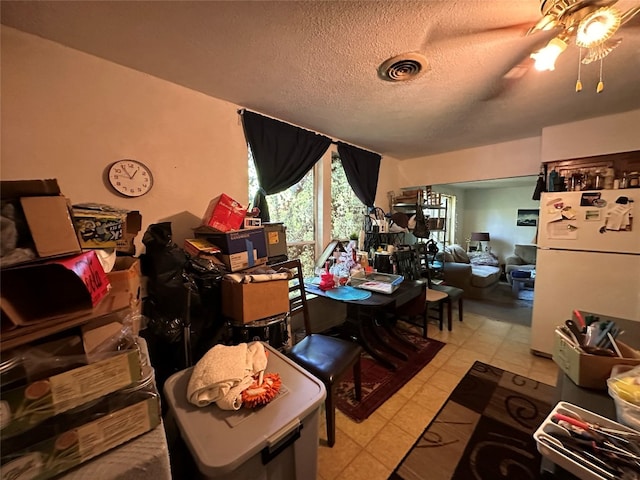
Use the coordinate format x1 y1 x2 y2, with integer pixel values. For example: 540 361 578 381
186 342 268 410
225 271 291 284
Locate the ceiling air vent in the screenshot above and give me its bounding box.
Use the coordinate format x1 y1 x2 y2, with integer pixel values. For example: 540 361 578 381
378 53 429 82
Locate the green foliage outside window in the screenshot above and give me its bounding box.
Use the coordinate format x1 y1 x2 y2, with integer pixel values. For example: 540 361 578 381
247 150 365 278
331 152 366 241
248 152 315 276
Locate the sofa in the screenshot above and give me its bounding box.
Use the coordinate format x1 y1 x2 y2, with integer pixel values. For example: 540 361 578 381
437 244 501 299
505 244 537 285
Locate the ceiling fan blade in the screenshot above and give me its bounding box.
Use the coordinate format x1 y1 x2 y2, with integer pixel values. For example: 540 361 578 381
621 6 640 26
481 27 561 101
481 60 534 101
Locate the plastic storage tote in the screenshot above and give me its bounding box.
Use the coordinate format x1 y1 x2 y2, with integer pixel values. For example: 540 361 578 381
163 343 326 480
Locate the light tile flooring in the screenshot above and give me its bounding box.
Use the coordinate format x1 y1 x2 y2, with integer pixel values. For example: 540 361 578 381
315 309 559 480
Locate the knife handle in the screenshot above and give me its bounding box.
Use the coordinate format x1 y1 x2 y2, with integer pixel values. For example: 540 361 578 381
565 319 584 345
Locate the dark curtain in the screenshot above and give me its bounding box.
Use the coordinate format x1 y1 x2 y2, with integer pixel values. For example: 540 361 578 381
241 110 332 222
337 142 381 207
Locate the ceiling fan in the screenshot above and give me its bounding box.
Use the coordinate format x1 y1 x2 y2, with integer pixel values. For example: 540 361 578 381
490 0 640 97
527 0 640 69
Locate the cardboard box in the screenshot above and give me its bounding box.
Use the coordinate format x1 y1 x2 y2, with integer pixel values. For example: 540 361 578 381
105 256 141 314
0 179 82 262
202 193 247 232
0 396 160 480
183 238 221 257
263 222 288 258
79 257 142 346
193 226 268 259
80 307 138 356
219 250 267 272
0 347 142 438
72 203 142 253
552 329 640 389
221 278 290 324
0 250 111 326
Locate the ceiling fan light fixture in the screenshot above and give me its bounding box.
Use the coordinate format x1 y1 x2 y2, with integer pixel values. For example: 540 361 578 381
531 36 568 71
582 37 622 64
576 6 621 48
527 13 560 35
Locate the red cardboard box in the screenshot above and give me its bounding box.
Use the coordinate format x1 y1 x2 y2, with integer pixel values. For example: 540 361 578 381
202 194 247 232
0 250 111 325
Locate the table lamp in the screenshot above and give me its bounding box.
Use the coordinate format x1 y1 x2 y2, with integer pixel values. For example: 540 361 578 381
471 232 490 252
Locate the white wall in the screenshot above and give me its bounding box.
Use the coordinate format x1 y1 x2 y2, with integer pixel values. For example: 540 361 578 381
1 27 248 255
1 27 401 255
461 186 539 263
397 136 542 186
541 110 640 162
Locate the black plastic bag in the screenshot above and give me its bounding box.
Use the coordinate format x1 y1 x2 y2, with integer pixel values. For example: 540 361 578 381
413 205 430 238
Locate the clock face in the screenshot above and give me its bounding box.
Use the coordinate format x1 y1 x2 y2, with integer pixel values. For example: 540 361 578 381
108 159 154 197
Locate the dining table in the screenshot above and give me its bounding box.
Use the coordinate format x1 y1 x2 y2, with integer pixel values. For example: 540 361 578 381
304 278 425 370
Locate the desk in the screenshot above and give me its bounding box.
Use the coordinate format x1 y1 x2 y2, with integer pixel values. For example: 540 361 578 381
304 280 423 370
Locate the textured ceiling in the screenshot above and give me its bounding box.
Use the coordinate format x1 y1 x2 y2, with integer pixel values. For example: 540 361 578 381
2 0 640 160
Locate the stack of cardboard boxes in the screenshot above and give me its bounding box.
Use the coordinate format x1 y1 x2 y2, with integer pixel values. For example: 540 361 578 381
190 194 292 350
0 179 160 479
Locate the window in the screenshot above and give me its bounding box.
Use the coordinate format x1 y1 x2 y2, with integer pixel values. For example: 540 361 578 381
442 193 457 246
248 151 315 276
428 192 456 248
248 149 367 277
331 152 366 242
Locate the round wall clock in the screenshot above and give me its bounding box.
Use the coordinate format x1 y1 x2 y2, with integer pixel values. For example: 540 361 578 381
107 159 154 197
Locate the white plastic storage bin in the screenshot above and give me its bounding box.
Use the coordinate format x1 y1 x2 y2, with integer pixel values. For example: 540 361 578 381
164 343 326 480
534 401 640 480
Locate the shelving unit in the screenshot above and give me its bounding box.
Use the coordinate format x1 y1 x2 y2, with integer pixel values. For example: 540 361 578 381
391 187 448 247
391 187 449 279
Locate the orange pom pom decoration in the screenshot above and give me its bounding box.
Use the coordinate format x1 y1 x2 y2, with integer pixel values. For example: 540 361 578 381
241 372 282 408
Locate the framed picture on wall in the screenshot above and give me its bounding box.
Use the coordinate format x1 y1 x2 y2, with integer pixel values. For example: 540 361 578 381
517 209 539 227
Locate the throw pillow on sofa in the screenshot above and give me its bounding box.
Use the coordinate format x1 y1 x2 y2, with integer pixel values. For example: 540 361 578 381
468 251 499 267
442 244 470 263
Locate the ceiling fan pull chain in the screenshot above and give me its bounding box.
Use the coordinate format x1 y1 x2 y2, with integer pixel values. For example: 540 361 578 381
576 48 583 92
597 59 604 93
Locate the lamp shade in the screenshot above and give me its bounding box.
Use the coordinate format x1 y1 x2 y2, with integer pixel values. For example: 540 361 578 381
470 232 490 242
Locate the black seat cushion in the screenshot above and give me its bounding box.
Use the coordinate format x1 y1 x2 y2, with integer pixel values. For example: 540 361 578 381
289 334 362 385
432 284 464 300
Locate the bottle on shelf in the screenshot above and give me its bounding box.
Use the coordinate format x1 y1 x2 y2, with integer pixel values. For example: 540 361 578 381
548 169 559 192
593 169 604 190
620 171 629 189
604 167 615 190
581 168 593 190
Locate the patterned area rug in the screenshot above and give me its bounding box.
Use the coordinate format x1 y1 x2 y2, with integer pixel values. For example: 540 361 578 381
335 328 445 422
390 361 555 480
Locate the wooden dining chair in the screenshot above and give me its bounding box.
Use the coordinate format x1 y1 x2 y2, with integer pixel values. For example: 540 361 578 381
271 258 362 447
415 242 465 331
392 247 448 337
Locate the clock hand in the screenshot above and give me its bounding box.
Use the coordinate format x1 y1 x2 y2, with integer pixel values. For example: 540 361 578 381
130 168 139 179
121 165 133 179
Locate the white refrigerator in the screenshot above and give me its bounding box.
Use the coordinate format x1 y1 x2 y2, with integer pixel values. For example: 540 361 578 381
530 190 640 356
